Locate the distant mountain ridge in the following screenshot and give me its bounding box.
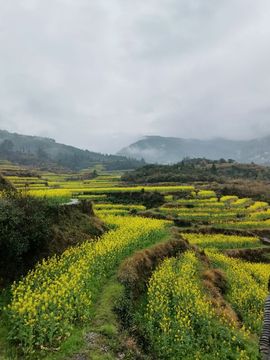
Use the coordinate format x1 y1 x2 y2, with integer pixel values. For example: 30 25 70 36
118 135 270 164
0 130 145 171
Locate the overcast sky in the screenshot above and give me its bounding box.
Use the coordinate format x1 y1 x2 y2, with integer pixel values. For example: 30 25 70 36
0 0 270 153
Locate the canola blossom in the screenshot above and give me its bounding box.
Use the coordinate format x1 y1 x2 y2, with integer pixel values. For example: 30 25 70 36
94 203 145 210
27 185 195 197
220 195 239 202
248 209 270 221
11 171 270 231
182 233 261 250
28 188 72 198
3 168 270 358
177 212 239 223
216 219 270 229
197 190 216 198
232 198 253 207
7 215 168 352
95 209 130 216
247 201 269 211
208 252 270 334
145 252 257 359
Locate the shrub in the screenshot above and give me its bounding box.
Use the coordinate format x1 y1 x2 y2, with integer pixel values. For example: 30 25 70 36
106 191 164 209
0 193 53 283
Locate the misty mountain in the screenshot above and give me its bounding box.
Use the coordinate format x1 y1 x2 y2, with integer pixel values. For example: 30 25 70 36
118 136 270 164
0 130 145 171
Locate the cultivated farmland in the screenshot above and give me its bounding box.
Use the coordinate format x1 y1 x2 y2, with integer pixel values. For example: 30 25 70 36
0 162 269 359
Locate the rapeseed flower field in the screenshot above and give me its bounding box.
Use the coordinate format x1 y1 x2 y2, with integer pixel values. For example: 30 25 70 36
7 215 168 352
145 252 258 359
2 169 270 358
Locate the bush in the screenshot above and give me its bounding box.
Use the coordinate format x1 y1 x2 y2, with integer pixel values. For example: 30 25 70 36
0 193 53 284
107 191 164 209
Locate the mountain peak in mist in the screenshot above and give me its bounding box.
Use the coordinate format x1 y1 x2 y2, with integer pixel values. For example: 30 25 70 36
118 135 270 164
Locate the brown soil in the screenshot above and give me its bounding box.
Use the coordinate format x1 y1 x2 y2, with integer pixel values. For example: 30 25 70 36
224 247 270 263
202 269 239 325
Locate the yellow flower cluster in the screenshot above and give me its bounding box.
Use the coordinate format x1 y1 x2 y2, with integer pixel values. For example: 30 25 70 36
77 194 107 200
162 192 270 229
219 220 270 229
145 252 256 359
146 252 213 335
197 190 216 198
94 203 145 210
176 198 222 205
7 215 167 352
183 233 261 250
232 198 252 207
177 212 238 222
28 185 195 197
220 195 239 202
208 251 270 334
28 188 72 198
247 201 269 211
249 209 270 220
94 204 146 216
95 209 130 216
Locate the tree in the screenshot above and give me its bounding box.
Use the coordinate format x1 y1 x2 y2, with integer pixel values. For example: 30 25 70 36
0 139 14 153
37 146 49 159
211 163 217 173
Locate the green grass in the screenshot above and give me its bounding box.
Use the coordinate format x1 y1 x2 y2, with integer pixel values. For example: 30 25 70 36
0 276 129 360
0 290 19 360
41 279 125 360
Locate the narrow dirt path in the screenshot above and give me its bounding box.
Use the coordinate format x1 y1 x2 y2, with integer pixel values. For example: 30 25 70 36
69 276 144 360
42 229 172 360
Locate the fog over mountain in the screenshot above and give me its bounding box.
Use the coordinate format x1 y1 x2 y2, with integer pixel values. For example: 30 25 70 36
118 135 270 164
1 1 270 152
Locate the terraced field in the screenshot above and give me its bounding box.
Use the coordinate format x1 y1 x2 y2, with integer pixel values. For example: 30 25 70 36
5 165 270 232
7 216 168 353
0 163 269 359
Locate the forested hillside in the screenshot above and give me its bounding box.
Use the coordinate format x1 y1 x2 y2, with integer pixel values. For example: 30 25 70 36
122 158 270 183
0 130 145 171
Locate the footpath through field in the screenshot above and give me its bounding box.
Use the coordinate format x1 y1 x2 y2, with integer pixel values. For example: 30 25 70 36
2 215 170 360
41 221 171 360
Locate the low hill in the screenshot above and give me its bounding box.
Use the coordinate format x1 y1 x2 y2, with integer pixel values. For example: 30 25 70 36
122 158 270 183
118 135 270 164
0 130 145 171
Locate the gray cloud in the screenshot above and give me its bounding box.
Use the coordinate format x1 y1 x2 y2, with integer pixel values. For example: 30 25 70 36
0 0 270 153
